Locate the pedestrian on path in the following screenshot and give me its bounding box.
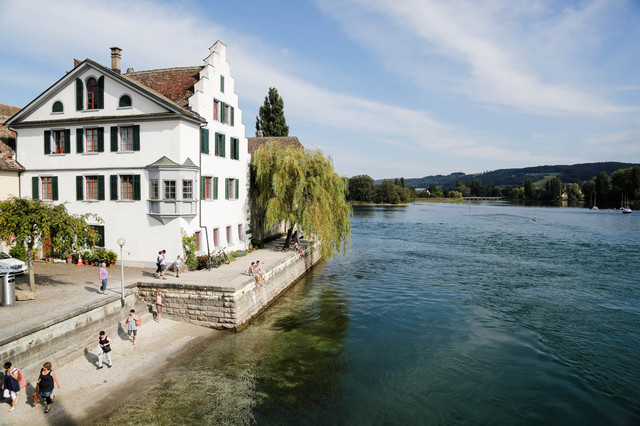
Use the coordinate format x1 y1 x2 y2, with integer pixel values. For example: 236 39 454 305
98 262 108 294
155 291 164 322
2 362 21 412
154 250 163 278
158 250 167 279
96 331 112 369
36 362 60 414
173 255 182 278
124 309 140 344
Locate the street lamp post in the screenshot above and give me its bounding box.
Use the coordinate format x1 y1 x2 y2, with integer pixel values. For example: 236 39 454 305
117 238 126 304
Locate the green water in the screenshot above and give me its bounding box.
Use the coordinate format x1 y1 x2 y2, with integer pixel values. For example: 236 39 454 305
100 203 640 425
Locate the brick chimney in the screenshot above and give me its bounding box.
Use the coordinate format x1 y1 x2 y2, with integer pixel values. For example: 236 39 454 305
110 47 122 74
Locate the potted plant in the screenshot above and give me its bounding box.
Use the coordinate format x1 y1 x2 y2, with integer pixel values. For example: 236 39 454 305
105 250 117 267
82 250 91 265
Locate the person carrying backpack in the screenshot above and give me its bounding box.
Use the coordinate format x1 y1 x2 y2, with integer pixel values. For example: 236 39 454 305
2 362 21 412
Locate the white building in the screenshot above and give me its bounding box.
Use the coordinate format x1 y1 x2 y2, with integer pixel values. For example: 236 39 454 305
5 42 249 266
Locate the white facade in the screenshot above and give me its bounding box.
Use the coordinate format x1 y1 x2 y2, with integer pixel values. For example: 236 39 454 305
7 42 250 266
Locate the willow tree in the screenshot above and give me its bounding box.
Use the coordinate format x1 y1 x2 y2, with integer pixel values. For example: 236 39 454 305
0 197 100 293
253 142 351 259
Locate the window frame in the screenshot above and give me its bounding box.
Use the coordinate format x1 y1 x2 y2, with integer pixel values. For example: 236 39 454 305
41 177 55 200
86 77 98 110
85 176 99 200
85 128 99 153
150 179 159 200
226 226 232 245
52 129 65 154
213 228 219 248
182 180 193 200
120 175 134 200
163 180 176 200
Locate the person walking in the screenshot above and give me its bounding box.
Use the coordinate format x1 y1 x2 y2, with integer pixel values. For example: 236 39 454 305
98 262 108 294
159 250 167 279
154 250 163 278
155 291 164 322
36 362 60 414
173 255 182 278
2 362 21 412
96 331 112 369
124 309 140 344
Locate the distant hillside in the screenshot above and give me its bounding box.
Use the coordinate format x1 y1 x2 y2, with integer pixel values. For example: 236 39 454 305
398 162 639 188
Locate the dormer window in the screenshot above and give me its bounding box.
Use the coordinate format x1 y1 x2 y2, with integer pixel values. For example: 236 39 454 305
52 101 63 113
119 95 132 108
87 78 98 109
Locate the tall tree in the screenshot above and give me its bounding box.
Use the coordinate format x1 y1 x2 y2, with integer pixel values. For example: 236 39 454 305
348 175 376 202
255 87 289 137
0 197 100 293
253 142 351 258
595 171 609 200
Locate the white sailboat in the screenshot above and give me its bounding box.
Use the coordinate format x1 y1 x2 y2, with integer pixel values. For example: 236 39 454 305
621 194 632 214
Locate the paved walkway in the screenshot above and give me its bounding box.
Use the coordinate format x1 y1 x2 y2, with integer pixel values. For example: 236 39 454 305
0 238 304 343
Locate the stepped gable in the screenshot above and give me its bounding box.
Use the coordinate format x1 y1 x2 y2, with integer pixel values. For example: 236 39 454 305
247 136 303 158
125 66 203 109
0 103 23 171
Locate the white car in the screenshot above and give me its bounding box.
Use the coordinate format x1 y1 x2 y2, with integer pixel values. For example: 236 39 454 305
0 252 28 275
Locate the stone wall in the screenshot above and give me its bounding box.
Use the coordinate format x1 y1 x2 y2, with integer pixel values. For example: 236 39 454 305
0 291 142 374
137 242 321 330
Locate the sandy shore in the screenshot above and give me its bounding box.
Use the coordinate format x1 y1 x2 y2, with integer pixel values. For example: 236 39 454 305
0 312 218 425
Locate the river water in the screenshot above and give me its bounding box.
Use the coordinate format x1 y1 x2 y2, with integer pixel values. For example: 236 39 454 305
102 203 640 425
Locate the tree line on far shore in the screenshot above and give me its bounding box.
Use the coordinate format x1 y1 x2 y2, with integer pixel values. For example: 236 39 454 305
347 165 640 205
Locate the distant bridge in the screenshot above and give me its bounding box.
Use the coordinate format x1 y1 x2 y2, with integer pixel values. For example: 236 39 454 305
462 197 505 201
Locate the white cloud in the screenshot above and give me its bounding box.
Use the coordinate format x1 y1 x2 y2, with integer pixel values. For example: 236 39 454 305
318 0 632 116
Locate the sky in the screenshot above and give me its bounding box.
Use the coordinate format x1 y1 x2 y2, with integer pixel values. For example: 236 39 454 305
1 0 639 179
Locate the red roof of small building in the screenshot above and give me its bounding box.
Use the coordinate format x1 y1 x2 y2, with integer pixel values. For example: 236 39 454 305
0 103 23 171
125 66 203 109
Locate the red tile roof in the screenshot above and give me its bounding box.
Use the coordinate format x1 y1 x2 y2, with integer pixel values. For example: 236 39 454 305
0 104 24 171
125 66 203 109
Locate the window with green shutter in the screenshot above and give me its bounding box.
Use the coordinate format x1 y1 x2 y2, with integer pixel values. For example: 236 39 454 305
51 176 59 201
200 128 209 154
235 178 239 200
76 129 84 153
98 175 105 200
44 131 51 154
213 177 218 200
133 125 140 151
110 175 118 200
64 129 71 153
225 178 229 200
32 176 40 199
52 101 63 113
110 127 118 152
97 76 104 109
133 175 141 200
76 176 84 200
230 106 234 126
76 78 83 111
220 75 225 93
97 127 104 152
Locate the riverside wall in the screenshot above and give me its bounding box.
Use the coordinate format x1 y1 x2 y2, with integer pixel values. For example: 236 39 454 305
0 243 321 371
137 243 321 330
0 291 142 374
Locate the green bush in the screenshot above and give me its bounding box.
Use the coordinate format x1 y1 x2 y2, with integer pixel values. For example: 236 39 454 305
182 232 198 270
251 238 264 249
196 255 209 270
9 245 28 262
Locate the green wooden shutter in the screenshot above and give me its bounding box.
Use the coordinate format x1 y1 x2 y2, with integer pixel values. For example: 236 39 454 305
221 103 226 123
213 177 218 200
76 176 84 200
110 175 118 200
44 131 51 154
98 175 105 200
97 76 104 109
201 177 206 199
221 135 226 157
133 175 141 200
133 125 140 151
220 75 224 92
52 176 59 201
231 107 234 126
214 133 219 156
110 127 118 151
64 129 71 153
32 177 39 199
201 128 209 154
76 129 84 153
97 127 104 152
236 138 240 159
235 179 239 200
225 178 229 200
76 78 83 111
